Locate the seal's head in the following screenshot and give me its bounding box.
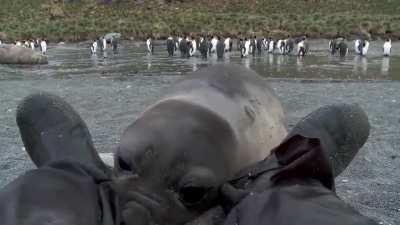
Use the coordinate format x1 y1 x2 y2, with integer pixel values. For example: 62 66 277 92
113 99 238 225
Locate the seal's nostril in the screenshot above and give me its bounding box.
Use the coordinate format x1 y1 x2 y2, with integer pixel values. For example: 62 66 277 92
118 156 131 172
179 186 207 205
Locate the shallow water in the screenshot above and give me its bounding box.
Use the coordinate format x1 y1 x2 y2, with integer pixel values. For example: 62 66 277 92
1 39 399 81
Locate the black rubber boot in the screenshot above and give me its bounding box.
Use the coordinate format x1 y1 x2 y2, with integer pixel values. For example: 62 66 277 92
16 92 110 174
286 103 370 177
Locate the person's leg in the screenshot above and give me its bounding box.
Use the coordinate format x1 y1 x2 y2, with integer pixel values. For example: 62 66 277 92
285 103 370 176
1 92 118 225
0 160 118 225
230 103 370 189
221 135 377 225
220 103 377 225
16 92 111 174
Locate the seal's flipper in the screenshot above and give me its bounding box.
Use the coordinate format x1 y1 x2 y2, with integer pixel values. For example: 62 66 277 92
286 103 370 177
16 92 111 174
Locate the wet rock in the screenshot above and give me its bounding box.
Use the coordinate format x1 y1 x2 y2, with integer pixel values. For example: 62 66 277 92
104 32 121 41
0 45 48 64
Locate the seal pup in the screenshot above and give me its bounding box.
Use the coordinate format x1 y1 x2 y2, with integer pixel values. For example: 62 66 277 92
114 64 287 225
1 91 371 225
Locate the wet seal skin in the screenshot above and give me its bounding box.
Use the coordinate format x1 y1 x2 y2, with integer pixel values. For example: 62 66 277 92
113 64 288 225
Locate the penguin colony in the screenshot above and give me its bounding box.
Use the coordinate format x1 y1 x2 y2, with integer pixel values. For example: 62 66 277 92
0 36 392 58
0 39 48 54
151 35 393 58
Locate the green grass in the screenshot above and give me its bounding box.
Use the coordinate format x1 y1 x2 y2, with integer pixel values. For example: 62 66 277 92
0 0 399 42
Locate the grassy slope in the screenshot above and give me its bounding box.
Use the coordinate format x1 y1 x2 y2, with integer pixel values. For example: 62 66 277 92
0 0 400 42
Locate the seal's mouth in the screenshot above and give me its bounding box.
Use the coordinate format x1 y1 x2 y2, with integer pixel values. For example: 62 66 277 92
124 191 162 211
121 190 195 225
119 189 166 225
111 175 177 225
111 175 163 208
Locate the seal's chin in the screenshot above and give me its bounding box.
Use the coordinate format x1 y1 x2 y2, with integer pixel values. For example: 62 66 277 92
120 190 194 225
121 191 162 225
111 176 195 225
121 199 153 225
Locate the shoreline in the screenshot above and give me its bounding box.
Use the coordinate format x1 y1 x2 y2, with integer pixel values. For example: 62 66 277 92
1 34 399 45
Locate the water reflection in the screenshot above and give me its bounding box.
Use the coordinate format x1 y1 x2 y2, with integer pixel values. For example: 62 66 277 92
0 41 399 81
276 55 283 72
352 56 368 77
381 57 390 76
90 54 98 66
296 57 304 72
268 54 273 67
146 55 152 71
243 57 251 69
190 58 198 72
361 57 368 75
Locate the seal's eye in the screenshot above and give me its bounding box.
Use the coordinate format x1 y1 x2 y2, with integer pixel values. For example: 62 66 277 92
179 185 207 206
